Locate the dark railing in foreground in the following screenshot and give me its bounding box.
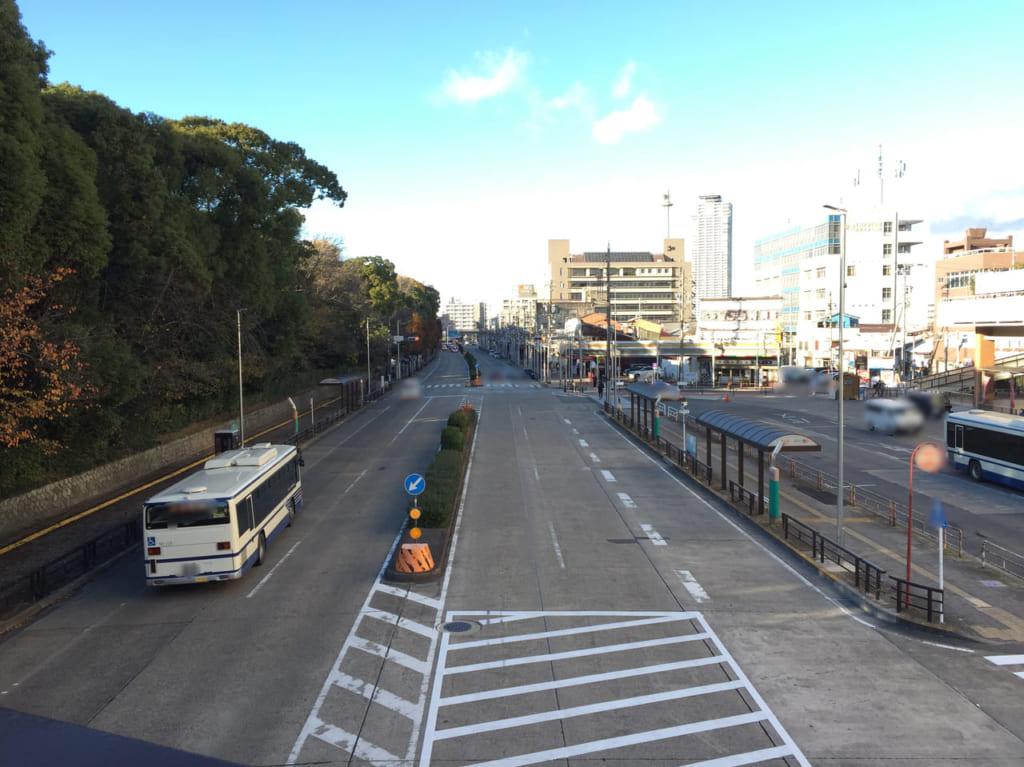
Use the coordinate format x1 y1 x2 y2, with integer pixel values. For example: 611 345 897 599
0 386 389 622
891 576 944 623
729 480 767 516
782 513 887 600
1 519 141 617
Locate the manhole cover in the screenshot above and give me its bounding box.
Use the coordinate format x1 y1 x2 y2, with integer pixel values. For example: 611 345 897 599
441 620 480 634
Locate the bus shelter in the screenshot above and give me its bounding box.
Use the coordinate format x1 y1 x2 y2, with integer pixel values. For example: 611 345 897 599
695 410 821 515
622 382 686 440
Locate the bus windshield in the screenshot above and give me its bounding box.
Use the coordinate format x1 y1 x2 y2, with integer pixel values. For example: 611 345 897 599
145 500 230 529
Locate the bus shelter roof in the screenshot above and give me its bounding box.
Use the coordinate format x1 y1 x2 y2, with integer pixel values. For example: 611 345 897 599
695 409 821 452
625 382 686 401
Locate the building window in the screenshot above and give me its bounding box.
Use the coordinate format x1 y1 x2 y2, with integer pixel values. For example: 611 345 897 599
884 221 893 234
815 288 826 299
847 265 856 277
804 311 812 320
883 244 892 256
882 265 891 276
815 267 826 279
882 287 892 300
882 309 892 322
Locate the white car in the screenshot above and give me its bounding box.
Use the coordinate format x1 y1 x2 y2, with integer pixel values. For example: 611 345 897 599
864 397 923 434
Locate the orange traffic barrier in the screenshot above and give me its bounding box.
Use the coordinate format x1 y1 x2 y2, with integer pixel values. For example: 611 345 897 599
395 542 434 573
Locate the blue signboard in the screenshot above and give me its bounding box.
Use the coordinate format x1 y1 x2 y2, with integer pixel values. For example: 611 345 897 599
404 473 425 496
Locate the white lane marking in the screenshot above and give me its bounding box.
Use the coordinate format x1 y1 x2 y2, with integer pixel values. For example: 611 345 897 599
440 656 728 705
533 466 540 481
922 640 973 653
596 415 879 631
433 680 747 740
640 524 666 545
986 654 1024 665
421 610 810 767
287 402 484 765
677 570 710 603
589 452 601 462
444 633 713 675
564 419 572 425
388 399 432 445
600 470 616 482
344 468 367 494
579 439 589 447
617 492 637 508
547 521 565 569
245 541 302 598
450 615 685 649
303 407 388 471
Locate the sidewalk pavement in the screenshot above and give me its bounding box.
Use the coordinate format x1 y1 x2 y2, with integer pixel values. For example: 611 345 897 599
594 394 1024 645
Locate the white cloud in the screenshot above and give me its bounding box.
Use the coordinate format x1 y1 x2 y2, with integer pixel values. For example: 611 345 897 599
612 61 636 99
442 49 527 103
592 95 660 144
547 81 586 111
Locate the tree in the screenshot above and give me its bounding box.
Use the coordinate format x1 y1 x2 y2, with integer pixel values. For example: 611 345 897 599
0 1 50 284
0 268 94 450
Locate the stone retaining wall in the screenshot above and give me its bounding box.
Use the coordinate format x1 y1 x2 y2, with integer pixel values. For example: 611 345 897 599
0 389 322 545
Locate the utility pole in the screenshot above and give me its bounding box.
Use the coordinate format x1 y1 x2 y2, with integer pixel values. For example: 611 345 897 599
663 191 673 239
605 243 612 404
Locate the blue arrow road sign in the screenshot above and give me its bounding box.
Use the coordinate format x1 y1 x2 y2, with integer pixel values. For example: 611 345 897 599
404 473 425 496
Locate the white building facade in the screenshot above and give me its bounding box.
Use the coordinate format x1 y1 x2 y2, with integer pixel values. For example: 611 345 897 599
691 195 733 300
444 299 486 333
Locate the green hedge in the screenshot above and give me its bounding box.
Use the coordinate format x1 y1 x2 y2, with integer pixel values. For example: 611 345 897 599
414 406 476 528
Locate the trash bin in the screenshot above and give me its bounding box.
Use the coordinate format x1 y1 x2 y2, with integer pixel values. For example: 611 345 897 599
214 429 240 453
841 373 860 400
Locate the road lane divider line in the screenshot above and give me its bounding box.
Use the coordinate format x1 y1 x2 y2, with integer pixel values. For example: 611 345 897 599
245 541 302 598
547 521 566 569
677 570 711 603
600 470 616 482
640 524 666 545
617 492 636 508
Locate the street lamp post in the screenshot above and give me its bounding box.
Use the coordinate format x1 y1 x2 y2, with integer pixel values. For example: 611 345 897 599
236 308 246 447
824 204 847 545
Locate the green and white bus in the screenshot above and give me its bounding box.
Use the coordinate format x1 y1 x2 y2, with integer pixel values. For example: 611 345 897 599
144 443 303 586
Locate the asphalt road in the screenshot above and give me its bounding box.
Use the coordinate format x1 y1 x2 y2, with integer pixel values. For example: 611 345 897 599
1 349 1022 765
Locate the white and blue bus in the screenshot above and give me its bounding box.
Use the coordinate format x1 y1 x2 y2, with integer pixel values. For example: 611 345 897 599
144 443 302 586
945 409 1024 490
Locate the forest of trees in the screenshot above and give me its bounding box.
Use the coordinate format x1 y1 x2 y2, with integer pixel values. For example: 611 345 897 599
0 2 440 496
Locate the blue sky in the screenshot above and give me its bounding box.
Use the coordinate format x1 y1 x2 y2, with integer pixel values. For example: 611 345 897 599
18 0 1024 312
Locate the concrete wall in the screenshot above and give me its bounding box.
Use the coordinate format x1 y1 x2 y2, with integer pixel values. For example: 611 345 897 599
0 388 325 546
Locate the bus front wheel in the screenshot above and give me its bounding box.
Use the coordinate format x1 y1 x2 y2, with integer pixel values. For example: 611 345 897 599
968 460 983 482
255 532 267 566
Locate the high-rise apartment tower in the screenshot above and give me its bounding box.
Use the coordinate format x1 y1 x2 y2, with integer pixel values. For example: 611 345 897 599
691 195 733 299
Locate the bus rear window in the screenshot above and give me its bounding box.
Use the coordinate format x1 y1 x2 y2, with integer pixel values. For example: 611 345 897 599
145 500 230 529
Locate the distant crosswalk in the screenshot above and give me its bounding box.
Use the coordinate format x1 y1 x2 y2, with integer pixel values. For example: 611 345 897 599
423 382 543 390
986 654 1024 680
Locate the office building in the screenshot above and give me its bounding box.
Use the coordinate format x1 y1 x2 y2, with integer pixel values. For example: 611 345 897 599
443 299 486 333
753 208 923 369
547 239 690 326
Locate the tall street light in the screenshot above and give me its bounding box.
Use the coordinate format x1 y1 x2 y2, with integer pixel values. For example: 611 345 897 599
236 308 246 447
823 204 847 545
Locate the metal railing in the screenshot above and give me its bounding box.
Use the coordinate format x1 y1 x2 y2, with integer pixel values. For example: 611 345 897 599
729 480 767 516
786 457 966 558
782 514 886 599
891 576 944 622
981 539 1024 580
1 519 141 618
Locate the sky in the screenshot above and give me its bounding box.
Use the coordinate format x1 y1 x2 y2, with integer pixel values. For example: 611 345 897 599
17 0 1024 314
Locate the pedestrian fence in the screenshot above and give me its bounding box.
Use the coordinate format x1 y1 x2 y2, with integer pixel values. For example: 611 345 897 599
728 480 768 516
891 576 944 623
781 514 887 600
980 539 1024 581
